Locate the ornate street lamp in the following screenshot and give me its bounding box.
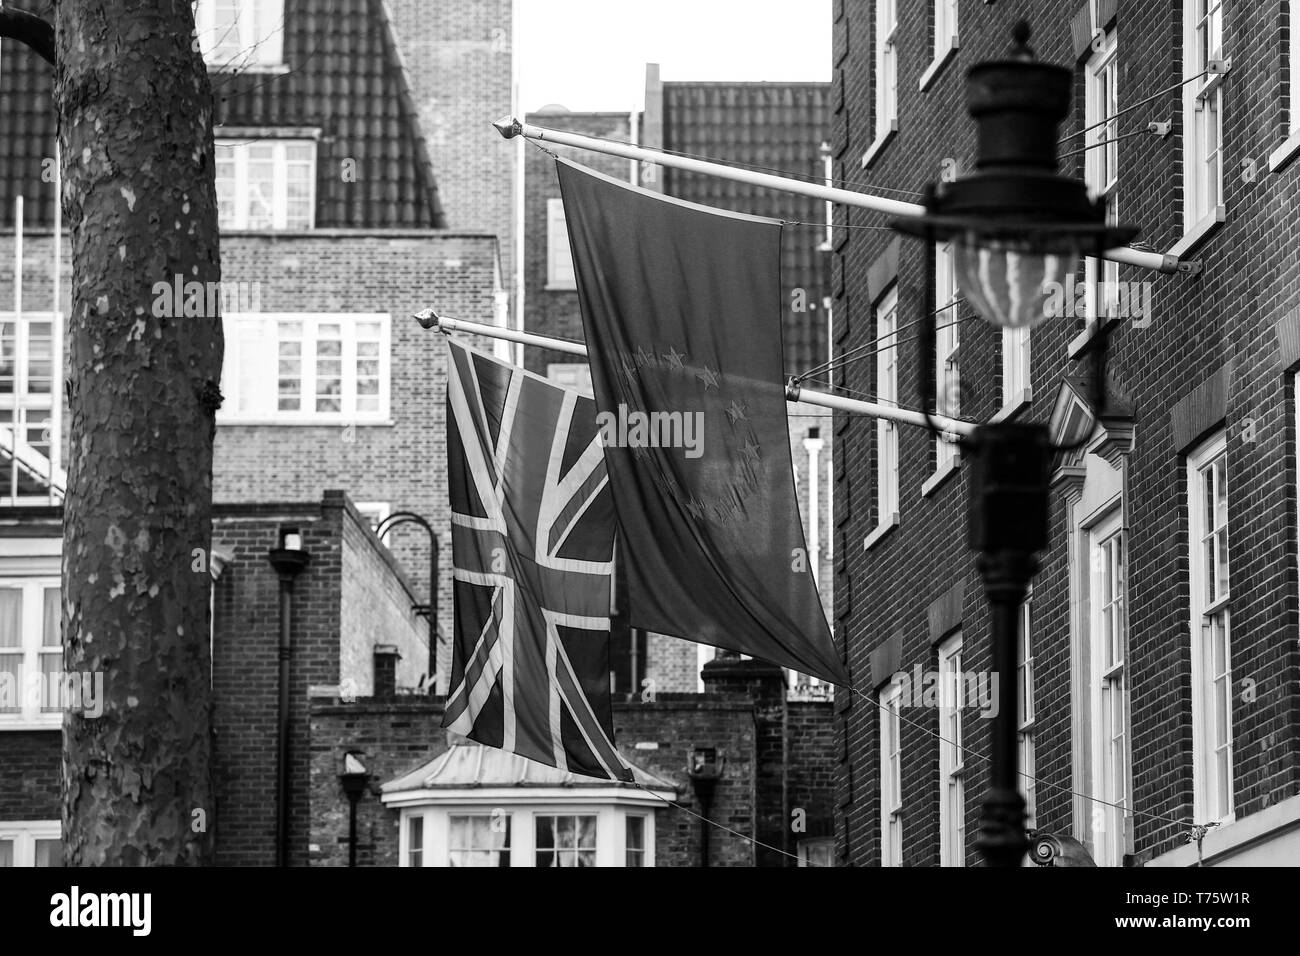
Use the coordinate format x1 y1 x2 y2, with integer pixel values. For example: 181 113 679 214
891 21 1140 867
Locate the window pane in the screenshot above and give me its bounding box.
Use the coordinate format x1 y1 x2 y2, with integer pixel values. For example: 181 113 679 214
0 322 15 392
0 839 12 867
42 587 59 647
0 589 21 647
535 815 554 850
407 815 423 867
40 653 61 712
34 838 61 867
0 654 21 713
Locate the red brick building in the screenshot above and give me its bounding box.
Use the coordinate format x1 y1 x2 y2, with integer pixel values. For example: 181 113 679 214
832 0 1300 866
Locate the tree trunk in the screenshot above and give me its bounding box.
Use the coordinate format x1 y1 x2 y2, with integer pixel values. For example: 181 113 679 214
57 0 223 865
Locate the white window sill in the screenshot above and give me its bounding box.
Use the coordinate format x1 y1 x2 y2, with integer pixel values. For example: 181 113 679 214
207 63 291 75
919 38 959 92
1170 205 1225 259
1268 129 1300 173
921 454 961 498
0 720 61 731
860 123 898 170
991 388 1032 423
863 512 900 551
218 418 395 427
1140 796 1300 868
545 283 577 292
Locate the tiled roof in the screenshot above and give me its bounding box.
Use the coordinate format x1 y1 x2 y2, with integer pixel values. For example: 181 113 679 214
663 82 831 375
0 0 443 229
382 740 679 794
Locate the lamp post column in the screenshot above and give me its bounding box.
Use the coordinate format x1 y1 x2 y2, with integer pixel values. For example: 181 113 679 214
967 422 1048 867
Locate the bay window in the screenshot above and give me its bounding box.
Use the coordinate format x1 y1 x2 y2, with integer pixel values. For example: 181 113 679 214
397 804 655 867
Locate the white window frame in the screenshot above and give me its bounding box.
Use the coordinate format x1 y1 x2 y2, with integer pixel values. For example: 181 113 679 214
938 631 965 866
0 820 60 867
0 576 62 729
863 0 899 166
934 242 961 478
1084 29 1121 325
920 0 959 91
879 680 903 866
215 138 316 231
1188 430 1233 825
218 313 391 424
999 326 1032 416
396 803 655 867
195 0 287 70
1087 508 1132 865
1181 0 1226 239
546 198 577 290
0 312 62 505
1017 590 1036 833
868 287 900 544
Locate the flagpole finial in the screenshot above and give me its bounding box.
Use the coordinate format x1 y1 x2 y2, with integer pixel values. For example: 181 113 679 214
493 115 523 139
413 308 441 330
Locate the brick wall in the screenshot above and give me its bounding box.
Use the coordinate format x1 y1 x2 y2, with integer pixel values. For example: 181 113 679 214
0 731 60 822
309 694 447 867
613 693 757 867
211 500 341 865
833 0 1300 866
387 0 515 282
339 497 428 694
213 231 501 689
210 491 423 866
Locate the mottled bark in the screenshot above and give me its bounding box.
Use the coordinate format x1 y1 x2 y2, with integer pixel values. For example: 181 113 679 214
57 0 222 865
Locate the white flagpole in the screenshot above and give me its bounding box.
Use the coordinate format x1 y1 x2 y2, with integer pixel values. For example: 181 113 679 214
415 310 977 438
493 116 1184 275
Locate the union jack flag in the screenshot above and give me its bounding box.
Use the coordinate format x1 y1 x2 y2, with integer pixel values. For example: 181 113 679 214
442 340 632 781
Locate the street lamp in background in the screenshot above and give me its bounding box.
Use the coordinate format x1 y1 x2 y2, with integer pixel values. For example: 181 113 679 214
891 21 1139 867
340 751 370 868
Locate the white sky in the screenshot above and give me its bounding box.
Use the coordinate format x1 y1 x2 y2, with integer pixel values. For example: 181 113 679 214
516 0 832 113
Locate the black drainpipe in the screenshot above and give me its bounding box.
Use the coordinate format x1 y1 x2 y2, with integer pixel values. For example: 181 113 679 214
268 531 310 868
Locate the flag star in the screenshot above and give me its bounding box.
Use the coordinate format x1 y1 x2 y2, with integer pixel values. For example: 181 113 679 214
635 346 656 368
662 346 686 370
726 400 749 424
620 356 638 380
742 440 761 464
696 365 719 390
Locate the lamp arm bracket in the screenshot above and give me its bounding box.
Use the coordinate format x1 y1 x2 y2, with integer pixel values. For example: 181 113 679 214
1174 256 1203 276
